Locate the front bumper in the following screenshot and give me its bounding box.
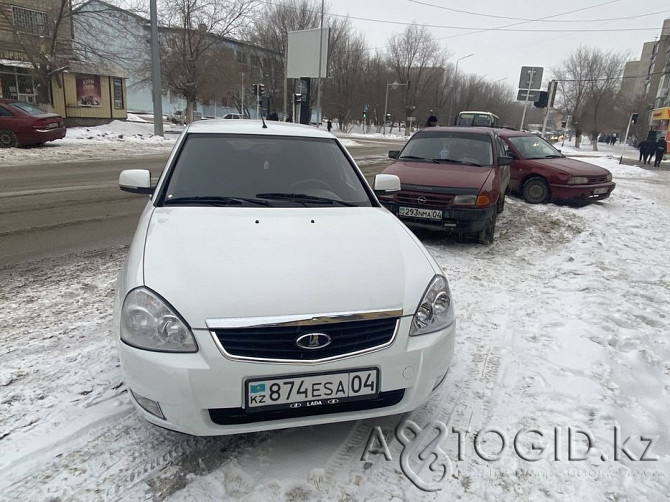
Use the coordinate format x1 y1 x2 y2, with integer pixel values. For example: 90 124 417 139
382 202 495 233
550 181 615 202
119 316 456 436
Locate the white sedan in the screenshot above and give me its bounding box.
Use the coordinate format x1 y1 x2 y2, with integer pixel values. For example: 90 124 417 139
113 119 456 436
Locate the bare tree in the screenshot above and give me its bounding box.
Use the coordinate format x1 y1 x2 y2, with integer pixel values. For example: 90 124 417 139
158 0 257 122
386 25 445 129
553 47 627 150
0 0 75 106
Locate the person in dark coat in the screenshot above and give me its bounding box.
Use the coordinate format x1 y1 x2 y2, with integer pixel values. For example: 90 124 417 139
638 140 650 163
327 119 332 132
424 115 438 127
653 137 667 167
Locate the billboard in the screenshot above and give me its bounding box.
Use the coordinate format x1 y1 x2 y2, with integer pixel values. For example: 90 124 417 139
76 74 101 106
287 28 329 78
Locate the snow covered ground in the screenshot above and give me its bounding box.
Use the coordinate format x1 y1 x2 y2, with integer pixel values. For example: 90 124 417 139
1 121 669 501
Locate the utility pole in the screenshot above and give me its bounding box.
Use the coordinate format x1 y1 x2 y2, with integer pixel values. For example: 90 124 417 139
149 0 163 136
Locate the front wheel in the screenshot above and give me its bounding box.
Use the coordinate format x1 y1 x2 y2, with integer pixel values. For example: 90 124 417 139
0 130 17 148
477 212 497 245
522 177 550 204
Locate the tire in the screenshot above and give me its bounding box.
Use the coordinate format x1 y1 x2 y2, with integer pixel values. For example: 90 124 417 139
496 193 506 214
522 177 550 204
0 130 17 148
477 212 497 244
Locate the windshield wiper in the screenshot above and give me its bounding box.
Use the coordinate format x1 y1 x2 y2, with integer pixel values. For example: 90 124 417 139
398 155 427 160
432 158 482 166
164 196 270 206
256 192 356 207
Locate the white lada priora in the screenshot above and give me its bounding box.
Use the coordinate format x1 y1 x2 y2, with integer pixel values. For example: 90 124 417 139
113 120 456 436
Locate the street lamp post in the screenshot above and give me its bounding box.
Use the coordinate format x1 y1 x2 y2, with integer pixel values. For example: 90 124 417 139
383 81 407 135
447 53 474 125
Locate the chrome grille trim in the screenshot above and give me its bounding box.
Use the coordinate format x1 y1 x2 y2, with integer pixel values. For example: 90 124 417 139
206 308 403 329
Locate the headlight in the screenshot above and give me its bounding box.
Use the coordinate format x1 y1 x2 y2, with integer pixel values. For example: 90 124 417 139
411 275 455 336
606 173 612 182
568 176 588 185
453 195 476 205
121 287 197 352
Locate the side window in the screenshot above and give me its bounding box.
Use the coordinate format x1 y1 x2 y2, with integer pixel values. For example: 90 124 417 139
0 106 14 117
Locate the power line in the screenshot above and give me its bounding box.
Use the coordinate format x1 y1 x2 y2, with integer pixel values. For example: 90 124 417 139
406 0 670 24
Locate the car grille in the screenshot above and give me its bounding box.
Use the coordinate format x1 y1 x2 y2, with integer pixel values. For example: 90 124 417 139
394 191 454 206
211 317 399 361
587 175 609 184
208 389 405 425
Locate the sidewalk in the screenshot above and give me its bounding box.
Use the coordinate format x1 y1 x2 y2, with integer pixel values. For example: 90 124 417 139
555 137 669 169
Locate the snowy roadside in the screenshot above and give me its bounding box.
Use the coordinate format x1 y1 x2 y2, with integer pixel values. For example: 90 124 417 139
1 153 668 500
0 120 401 168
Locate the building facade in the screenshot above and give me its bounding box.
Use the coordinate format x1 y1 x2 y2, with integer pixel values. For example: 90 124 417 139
73 0 282 119
0 0 128 124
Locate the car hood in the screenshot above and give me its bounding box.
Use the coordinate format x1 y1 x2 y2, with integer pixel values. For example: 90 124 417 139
140 207 437 328
522 156 611 176
384 161 492 190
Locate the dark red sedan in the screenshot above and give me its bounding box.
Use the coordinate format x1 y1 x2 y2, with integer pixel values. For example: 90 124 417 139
376 127 511 244
0 98 66 148
498 129 615 204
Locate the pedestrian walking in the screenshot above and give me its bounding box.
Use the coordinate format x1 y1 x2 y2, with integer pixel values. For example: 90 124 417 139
424 114 438 127
653 137 667 167
327 119 332 132
638 140 649 163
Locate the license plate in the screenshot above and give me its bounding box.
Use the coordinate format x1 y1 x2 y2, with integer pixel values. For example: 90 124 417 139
593 187 609 194
47 122 58 129
399 206 442 220
246 368 378 411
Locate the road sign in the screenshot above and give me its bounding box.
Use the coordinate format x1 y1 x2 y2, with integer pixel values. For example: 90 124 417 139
518 66 543 90
517 89 540 101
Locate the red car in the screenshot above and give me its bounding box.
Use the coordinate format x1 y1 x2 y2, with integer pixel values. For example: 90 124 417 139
375 127 512 244
498 129 615 204
0 98 66 148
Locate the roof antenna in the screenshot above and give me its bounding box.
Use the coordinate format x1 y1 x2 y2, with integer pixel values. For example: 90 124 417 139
261 112 267 129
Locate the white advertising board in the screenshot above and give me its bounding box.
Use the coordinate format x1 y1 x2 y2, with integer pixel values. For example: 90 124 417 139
287 28 329 78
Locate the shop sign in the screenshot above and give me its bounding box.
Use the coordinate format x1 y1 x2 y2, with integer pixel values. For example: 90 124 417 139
76 74 101 106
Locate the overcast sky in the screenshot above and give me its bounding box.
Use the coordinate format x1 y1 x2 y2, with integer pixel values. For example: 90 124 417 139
325 0 669 94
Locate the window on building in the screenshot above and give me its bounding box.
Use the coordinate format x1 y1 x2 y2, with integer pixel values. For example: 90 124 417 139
112 77 124 109
12 6 48 35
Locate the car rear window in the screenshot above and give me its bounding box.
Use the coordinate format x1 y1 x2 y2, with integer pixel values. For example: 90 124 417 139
161 134 373 207
8 102 50 116
399 131 493 166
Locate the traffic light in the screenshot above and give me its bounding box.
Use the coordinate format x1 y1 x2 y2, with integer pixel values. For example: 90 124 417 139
561 121 567 128
258 83 265 95
631 113 639 125
534 91 548 108
294 93 302 104
386 113 391 122
252 84 257 95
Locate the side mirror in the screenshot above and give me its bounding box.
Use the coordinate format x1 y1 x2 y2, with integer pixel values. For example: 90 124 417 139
119 169 153 194
374 174 401 193
388 150 400 159
507 151 518 160
498 155 514 166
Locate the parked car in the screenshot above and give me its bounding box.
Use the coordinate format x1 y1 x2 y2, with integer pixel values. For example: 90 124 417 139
498 129 615 204
0 98 66 148
222 112 244 119
377 127 512 244
115 120 456 436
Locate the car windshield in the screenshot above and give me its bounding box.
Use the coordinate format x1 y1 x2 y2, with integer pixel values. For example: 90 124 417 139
398 131 493 166
508 135 563 159
9 102 50 116
161 134 373 207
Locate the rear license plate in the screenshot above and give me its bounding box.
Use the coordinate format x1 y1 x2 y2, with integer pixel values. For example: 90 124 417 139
246 368 378 411
399 206 442 220
47 122 58 129
593 187 609 195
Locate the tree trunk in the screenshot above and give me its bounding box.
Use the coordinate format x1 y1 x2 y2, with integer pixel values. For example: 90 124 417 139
186 99 196 123
575 126 582 148
591 131 599 151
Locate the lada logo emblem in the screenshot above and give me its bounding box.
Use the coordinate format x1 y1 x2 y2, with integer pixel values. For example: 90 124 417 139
296 333 332 350
417 196 427 204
